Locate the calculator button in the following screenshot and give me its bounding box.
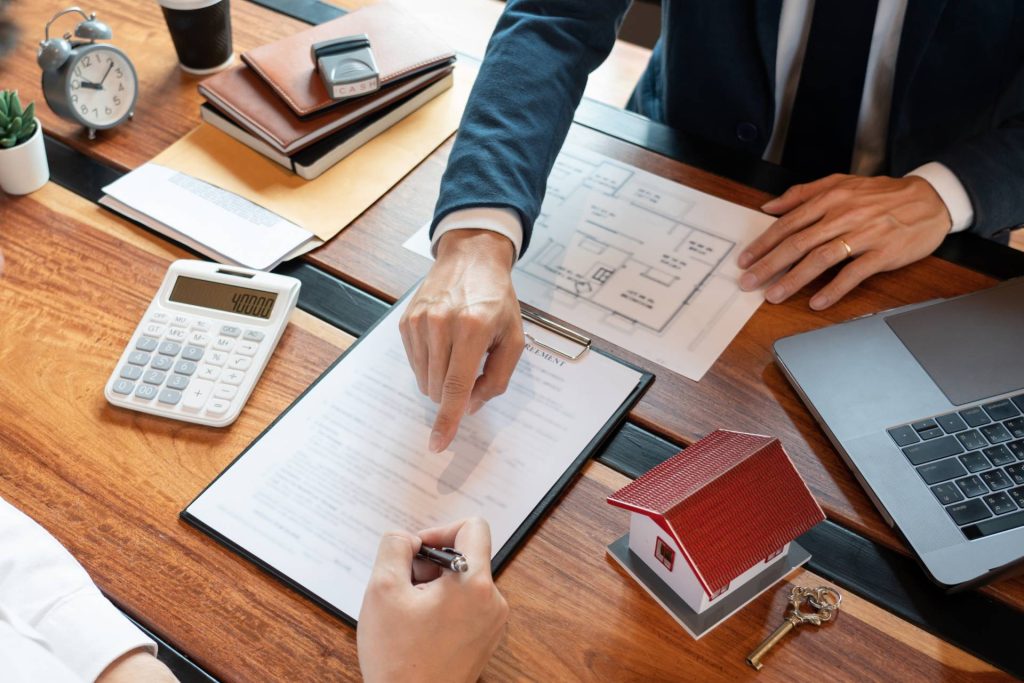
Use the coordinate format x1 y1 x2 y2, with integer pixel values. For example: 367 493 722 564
212 337 235 352
149 312 170 324
220 325 242 338
159 389 182 405
150 355 173 372
171 315 190 327
182 380 214 410
167 374 190 391
174 360 197 376
235 341 258 357
112 379 135 395
188 332 211 347
142 323 165 338
205 351 228 367
143 370 166 385
213 384 237 400
228 356 252 371
135 336 158 352
198 365 221 381
134 384 158 400
243 329 265 342
181 345 205 362
127 351 151 366
222 370 245 386
190 320 212 333
158 341 181 356
206 399 231 417
165 327 188 343
119 365 143 381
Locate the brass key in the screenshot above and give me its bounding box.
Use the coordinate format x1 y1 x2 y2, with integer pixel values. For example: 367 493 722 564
746 585 841 671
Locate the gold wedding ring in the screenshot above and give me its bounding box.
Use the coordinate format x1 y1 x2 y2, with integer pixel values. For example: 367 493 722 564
838 238 853 258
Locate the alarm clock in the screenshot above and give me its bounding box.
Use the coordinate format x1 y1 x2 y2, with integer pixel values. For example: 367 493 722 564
37 7 138 140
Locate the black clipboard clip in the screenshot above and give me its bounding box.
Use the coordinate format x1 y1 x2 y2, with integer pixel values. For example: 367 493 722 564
521 308 591 361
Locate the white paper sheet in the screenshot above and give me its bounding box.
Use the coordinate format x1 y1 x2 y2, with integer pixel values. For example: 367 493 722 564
101 163 315 271
405 145 772 380
185 296 643 620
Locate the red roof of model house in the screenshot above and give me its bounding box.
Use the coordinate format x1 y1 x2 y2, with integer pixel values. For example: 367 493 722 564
608 430 825 596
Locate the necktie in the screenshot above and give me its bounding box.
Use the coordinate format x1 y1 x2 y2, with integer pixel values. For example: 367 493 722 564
782 0 881 178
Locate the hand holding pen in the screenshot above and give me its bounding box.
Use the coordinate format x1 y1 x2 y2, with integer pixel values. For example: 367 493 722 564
358 518 509 683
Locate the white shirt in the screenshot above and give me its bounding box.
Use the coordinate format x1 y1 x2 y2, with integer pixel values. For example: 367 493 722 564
432 0 974 259
0 497 156 683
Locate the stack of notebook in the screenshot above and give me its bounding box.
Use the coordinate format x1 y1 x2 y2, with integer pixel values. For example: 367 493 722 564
198 3 456 179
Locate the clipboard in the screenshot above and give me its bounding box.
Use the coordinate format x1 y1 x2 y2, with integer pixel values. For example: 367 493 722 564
181 288 653 626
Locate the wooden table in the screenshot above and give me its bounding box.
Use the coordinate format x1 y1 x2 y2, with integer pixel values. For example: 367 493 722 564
1 0 1021 680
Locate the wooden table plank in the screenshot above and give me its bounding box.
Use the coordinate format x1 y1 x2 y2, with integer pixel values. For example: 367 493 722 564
0 185 1010 681
299 124 1024 612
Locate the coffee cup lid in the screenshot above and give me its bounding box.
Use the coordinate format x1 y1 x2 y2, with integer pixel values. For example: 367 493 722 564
157 0 223 10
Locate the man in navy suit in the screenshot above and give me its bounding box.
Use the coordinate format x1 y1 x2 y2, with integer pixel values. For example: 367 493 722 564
400 1 1024 452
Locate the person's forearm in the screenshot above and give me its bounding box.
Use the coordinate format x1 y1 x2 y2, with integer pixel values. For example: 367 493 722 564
432 0 632 254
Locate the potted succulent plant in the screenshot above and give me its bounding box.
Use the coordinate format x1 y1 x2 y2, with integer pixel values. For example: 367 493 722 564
0 90 49 195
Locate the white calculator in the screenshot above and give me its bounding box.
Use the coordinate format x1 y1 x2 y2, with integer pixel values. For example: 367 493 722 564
104 260 301 427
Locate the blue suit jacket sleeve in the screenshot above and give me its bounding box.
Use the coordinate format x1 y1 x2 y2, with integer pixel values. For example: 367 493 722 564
933 65 1024 239
431 0 632 254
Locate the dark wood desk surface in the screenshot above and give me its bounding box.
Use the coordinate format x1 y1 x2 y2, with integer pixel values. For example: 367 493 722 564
1 0 1021 678
0 186 1004 682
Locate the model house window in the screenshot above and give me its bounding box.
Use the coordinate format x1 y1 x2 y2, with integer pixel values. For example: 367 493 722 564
711 582 729 600
654 537 675 571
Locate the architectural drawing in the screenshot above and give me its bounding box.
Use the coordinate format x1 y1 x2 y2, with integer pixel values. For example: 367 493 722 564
405 145 773 380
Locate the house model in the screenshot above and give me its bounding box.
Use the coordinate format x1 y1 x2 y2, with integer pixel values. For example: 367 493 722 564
606 429 825 638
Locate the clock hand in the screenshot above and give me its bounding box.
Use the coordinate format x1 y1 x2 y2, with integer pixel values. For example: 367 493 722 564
97 62 114 87
79 81 103 90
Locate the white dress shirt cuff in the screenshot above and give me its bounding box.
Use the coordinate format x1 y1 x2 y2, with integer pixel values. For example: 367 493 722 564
907 162 975 233
37 588 156 683
431 207 524 261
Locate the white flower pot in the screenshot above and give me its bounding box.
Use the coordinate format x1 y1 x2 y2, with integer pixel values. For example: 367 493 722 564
0 120 49 195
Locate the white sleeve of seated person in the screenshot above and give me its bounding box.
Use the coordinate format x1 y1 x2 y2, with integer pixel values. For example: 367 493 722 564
0 497 156 683
908 162 975 233
431 207 525 260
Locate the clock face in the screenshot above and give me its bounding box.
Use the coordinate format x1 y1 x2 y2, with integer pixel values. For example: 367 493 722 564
66 46 137 128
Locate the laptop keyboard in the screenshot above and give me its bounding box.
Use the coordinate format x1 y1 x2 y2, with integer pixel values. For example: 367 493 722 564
887 394 1024 541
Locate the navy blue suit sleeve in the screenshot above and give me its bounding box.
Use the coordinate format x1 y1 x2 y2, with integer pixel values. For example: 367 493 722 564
431 0 632 254
934 67 1024 239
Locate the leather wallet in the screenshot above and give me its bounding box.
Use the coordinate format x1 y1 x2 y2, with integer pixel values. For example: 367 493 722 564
199 63 454 155
241 2 456 118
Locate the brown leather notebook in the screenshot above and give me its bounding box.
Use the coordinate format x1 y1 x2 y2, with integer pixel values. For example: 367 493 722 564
241 3 456 118
198 64 453 156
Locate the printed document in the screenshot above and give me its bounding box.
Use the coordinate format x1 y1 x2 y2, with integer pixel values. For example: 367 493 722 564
405 145 773 380
185 296 644 620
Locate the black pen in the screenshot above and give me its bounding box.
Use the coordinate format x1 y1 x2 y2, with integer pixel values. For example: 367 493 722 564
416 545 468 573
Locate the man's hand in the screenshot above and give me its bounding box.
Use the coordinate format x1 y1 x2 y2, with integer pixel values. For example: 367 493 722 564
400 229 525 453
737 174 952 309
97 648 177 683
358 518 509 683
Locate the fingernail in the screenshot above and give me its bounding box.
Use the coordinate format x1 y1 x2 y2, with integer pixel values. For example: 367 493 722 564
737 251 752 268
761 197 779 209
765 285 784 303
739 272 758 290
428 430 445 453
810 294 829 310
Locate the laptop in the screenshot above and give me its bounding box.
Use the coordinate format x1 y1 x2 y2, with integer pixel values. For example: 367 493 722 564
774 277 1024 589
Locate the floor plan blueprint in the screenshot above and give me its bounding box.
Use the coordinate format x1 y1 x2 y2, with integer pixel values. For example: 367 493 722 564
405 145 774 380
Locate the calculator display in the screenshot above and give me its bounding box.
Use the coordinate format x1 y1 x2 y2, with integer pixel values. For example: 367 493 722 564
169 276 277 319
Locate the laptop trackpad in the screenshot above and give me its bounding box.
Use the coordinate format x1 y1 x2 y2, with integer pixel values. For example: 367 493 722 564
886 278 1024 406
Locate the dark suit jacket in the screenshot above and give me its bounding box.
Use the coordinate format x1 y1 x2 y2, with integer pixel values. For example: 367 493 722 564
432 0 1024 253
